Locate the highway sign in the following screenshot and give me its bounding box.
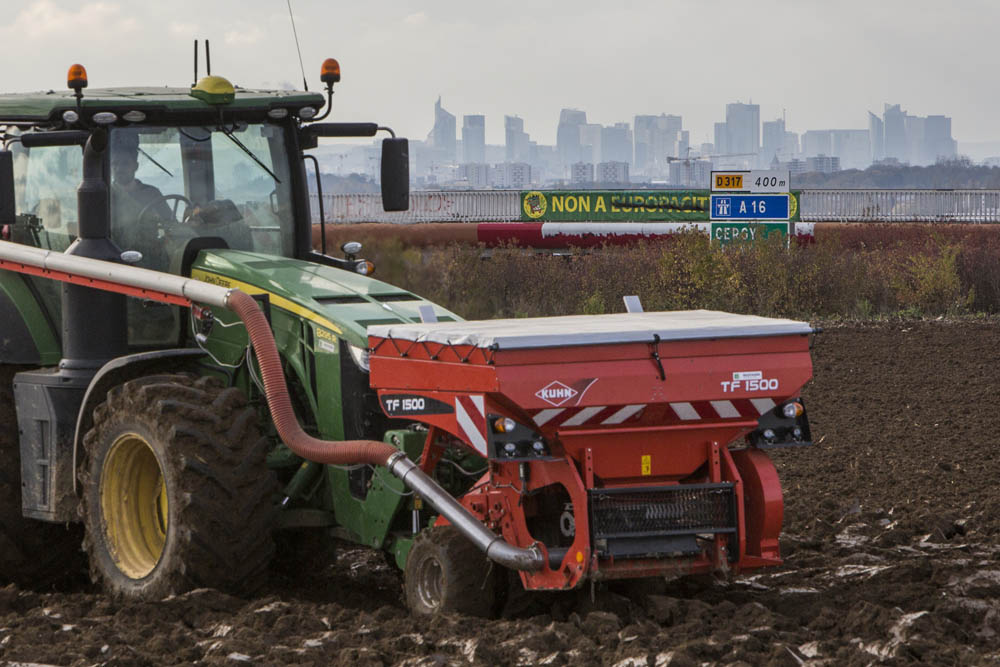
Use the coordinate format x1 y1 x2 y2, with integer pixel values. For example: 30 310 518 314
711 222 788 245
711 170 790 193
712 172 746 191
710 194 790 221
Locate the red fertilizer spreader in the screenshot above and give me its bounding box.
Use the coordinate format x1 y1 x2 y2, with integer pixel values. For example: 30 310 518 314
369 310 814 590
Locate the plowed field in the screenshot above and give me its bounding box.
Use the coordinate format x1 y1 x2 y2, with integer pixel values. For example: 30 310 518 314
2 321 1000 666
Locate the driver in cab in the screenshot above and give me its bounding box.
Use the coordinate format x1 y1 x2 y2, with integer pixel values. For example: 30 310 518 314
110 132 172 269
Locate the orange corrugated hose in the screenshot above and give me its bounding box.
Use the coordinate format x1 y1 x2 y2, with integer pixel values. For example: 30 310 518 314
228 290 398 465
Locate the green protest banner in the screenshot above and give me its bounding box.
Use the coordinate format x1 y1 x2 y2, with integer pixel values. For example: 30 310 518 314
520 190 800 223
520 190 708 222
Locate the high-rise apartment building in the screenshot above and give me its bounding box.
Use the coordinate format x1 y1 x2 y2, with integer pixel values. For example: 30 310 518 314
570 162 594 184
461 115 485 164
596 161 629 184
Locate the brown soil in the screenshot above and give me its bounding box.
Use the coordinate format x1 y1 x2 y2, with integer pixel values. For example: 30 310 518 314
3 321 1000 666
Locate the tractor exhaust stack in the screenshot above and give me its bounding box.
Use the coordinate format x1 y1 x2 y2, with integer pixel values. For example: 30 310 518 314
61 130 126 370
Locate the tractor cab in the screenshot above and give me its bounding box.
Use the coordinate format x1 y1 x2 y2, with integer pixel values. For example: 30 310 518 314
0 63 409 351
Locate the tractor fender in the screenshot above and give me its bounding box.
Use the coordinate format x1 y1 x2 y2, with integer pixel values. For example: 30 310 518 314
71 349 207 490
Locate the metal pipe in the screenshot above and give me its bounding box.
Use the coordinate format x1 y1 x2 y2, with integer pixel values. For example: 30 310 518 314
0 238 544 571
0 240 230 307
386 453 544 571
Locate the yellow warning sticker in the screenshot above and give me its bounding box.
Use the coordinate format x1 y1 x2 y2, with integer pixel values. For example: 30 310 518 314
641 455 651 476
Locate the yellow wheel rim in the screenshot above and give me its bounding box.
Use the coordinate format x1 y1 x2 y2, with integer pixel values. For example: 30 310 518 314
100 433 168 579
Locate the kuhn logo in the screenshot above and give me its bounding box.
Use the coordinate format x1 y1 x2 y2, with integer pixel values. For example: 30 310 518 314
536 381 578 406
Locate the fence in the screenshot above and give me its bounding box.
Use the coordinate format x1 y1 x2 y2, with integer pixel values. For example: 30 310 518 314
314 190 1000 224
317 191 519 223
799 190 1000 223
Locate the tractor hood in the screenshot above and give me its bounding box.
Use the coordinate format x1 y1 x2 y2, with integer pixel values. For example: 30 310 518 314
190 249 460 347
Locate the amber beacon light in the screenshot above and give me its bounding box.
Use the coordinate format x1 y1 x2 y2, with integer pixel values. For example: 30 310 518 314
67 64 88 91
320 58 341 85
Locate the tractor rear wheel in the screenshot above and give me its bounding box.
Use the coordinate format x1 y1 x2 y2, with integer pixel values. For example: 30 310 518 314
81 374 276 599
404 526 496 617
0 365 84 588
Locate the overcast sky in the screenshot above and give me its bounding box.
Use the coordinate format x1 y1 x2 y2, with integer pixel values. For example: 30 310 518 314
1 0 995 146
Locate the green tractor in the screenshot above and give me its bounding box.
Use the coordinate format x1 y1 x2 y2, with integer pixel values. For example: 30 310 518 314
0 60 462 601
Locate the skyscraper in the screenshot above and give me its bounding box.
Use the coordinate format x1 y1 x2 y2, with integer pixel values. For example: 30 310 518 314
557 109 587 168
633 114 682 175
868 112 884 162
713 122 729 157
427 97 456 163
761 118 786 166
601 123 632 165
883 104 907 162
505 115 530 163
461 115 486 164
724 102 760 160
579 123 602 164
924 115 957 163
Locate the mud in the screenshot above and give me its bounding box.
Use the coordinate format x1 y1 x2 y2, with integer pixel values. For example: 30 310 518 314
3 321 1000 665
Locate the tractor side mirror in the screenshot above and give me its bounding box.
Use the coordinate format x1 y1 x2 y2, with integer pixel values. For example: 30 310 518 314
381 138 409 212
0 151 15 230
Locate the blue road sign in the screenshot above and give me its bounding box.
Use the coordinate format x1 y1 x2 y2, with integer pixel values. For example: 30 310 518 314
710 194 790 221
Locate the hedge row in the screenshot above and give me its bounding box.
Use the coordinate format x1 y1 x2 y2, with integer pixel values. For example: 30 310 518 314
344 226 1000 320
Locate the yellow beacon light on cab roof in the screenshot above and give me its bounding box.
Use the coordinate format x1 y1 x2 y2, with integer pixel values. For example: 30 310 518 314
190 75 235 105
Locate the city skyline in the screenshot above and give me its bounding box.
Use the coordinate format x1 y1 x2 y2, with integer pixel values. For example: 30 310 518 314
316 94 964 190
3 1 1000 149
407 96 958 183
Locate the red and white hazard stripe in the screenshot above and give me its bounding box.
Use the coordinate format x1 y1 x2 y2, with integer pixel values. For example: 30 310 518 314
455 395 488 456
532 404 646 428
668 398 776 421
531 397 778 428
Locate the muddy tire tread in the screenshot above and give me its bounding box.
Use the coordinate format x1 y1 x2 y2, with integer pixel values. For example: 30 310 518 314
81 374 276 599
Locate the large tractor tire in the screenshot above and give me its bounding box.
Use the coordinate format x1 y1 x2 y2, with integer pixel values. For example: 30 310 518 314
80 374 276 599
404 526 497 617
0 365 84 588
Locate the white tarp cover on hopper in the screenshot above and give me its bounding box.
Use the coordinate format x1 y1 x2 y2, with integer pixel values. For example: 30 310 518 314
368 310 812 350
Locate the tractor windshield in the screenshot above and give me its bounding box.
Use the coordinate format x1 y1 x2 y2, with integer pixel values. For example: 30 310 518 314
10 120 297 349
108 123 295 270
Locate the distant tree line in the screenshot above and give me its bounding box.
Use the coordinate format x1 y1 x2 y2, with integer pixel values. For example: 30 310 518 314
794 158 1000 189
309 173 379 195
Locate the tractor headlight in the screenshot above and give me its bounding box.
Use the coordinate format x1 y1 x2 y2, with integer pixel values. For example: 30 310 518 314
347 343 370 372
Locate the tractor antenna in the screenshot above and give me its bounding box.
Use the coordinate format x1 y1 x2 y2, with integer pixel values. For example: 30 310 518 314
193 39 198 85
205 39 211 76
286 0 309 91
